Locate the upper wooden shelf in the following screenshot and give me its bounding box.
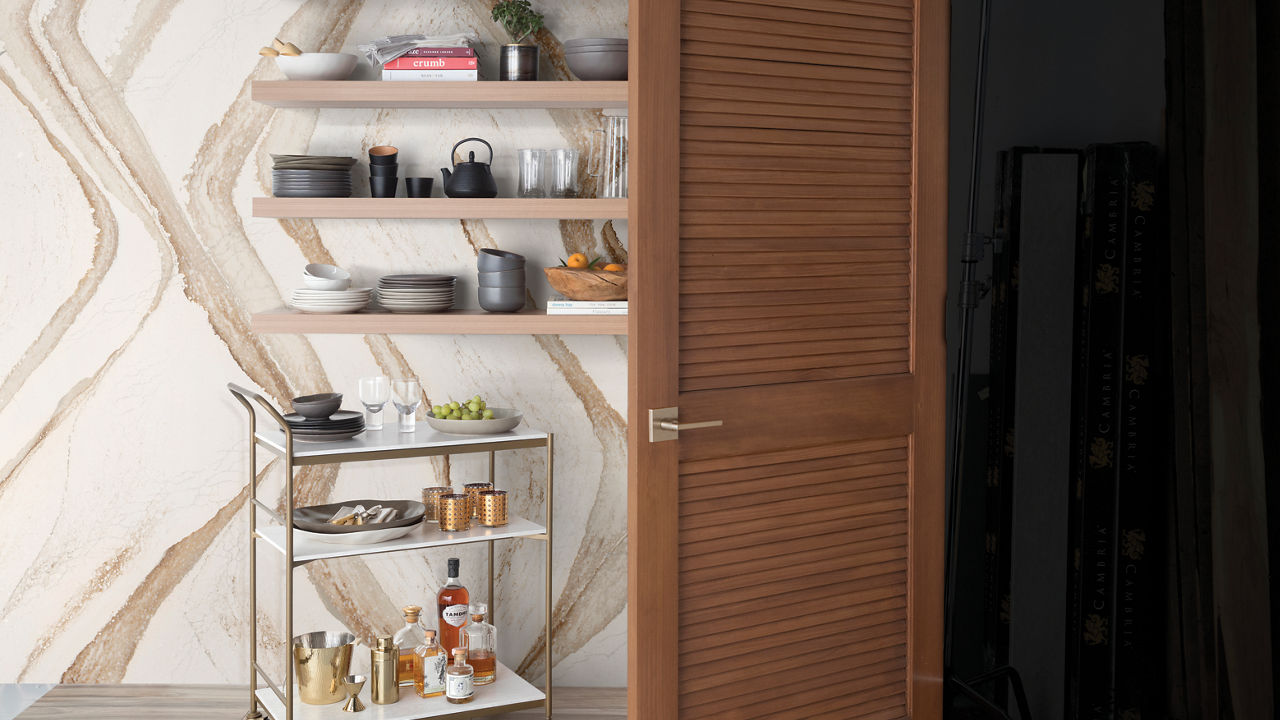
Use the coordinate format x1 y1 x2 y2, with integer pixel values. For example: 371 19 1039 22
252 309 627 336
252 80 628 108
253 197 627 219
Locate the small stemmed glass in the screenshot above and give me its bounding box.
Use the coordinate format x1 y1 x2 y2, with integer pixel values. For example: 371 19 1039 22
392 378 422 433
358 376 390 431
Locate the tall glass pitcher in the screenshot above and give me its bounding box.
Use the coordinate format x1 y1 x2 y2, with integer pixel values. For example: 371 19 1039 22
589 111 628 199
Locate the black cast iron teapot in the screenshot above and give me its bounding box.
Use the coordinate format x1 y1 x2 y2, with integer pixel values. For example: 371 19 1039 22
440 137 498 198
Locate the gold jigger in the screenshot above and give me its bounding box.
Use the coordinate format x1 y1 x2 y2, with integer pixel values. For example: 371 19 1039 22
341 674 366 712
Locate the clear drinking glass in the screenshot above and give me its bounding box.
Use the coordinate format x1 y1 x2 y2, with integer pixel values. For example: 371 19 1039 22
547 148 579 198
589 113 628 199
516 148 546 198
392 378 422 433
358 376 390 431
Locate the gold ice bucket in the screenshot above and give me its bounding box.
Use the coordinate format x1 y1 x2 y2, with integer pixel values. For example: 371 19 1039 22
292 631 356 704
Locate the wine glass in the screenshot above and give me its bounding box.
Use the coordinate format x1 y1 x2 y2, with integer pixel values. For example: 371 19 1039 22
392 379 422 433
358 376 390 431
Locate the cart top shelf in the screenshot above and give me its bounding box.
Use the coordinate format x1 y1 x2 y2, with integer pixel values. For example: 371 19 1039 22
255 423 549 464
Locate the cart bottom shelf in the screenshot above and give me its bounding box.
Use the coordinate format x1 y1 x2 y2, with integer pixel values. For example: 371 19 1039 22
256 662 544 719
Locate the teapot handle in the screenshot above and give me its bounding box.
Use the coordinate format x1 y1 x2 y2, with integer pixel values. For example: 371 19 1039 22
450 137 494 167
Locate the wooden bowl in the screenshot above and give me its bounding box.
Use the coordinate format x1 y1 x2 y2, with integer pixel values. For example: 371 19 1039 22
543 266 628 301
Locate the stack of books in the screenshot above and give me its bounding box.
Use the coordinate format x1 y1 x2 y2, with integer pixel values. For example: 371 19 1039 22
381 47 478 81
546 297 628 316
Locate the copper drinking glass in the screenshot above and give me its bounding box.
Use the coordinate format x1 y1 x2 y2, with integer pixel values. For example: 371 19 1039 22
464 482 494 519
438 494 471 532
478 490 509 527
421 486 453 523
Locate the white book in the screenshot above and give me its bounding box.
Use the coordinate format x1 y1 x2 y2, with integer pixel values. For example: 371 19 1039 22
381 69 479 81
545 307 628 315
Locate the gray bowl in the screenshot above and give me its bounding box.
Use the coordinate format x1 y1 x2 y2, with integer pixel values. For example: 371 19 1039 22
477 269 526 288
478 248 526 272
566 49 628 81
566 43 629 53
292 392 342 418
566 37 628 47
478 285 526 312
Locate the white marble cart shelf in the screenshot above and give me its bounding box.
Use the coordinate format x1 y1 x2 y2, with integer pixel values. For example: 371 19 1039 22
254 424 549 463
256 517 547 565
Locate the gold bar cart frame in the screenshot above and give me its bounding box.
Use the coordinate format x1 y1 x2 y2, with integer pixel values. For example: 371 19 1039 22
228 384 554 720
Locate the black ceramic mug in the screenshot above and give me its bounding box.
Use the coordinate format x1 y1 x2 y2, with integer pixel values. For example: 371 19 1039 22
369 145 398 165
370 175 398 198
405 177 434 198
369 163 399 177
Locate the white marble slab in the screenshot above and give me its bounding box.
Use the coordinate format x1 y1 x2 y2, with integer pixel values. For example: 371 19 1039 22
0 683 55 719
257 517 546 565
255 662 542 719
254 423 549 460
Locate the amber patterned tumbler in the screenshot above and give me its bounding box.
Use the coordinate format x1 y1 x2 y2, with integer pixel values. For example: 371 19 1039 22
464 482 494 519
438 494 471 532
478 490 508 527
421 486 453 523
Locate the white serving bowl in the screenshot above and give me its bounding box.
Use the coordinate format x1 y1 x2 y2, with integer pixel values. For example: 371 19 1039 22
425 408 523 435
304 263 351 281
276 53 358 81
302 275 351 291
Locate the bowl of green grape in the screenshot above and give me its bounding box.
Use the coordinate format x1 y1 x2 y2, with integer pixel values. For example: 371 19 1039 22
426 395 523 435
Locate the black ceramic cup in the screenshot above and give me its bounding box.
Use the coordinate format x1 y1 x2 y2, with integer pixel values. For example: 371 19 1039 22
370 175 398 198
405 177 434 198
369 163 399 177
369 145 398 165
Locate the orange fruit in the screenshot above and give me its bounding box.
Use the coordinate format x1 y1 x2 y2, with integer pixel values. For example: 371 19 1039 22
566 253 589 269
602 263 624 272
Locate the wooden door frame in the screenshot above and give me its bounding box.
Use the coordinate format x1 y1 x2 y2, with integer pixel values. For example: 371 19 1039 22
626 0 948 717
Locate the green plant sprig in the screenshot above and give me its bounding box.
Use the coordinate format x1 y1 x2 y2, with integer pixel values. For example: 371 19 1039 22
491 0 545 45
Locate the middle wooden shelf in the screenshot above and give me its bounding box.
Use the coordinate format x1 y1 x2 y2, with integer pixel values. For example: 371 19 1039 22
252 309 628 336
253 197 627 219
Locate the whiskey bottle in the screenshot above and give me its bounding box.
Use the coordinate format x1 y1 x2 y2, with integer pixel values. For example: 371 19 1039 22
445 648 475 704
392 605 427 686
462 603 497 685
413 629 447 698
436 557 470 661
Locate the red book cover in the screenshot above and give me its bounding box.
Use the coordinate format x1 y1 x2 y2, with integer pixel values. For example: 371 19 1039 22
383 56 478 70
401 47 476 57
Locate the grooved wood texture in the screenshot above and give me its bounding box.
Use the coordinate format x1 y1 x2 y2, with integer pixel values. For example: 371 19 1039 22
668 0 946 717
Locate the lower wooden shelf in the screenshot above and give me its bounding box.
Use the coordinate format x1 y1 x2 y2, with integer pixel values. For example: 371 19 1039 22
254 663 543 720
251 309 627 335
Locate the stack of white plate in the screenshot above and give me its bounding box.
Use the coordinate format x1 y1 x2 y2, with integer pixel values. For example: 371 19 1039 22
377 274 456 313
290 287 372 314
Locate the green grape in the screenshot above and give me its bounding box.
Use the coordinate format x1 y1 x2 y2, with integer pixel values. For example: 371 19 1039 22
482 409 494 419
479 400 486 410
449 411 462 419
467 402 480 413
472 394 482 402
449 401 460 410
431 405 443 417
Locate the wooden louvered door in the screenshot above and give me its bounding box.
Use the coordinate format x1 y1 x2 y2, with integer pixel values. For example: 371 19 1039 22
628 0 946 717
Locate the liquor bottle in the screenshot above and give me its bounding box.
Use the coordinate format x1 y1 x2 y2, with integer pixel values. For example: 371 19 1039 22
445 648 475 704
413 629 447 698
437 557 470 661
393 605 427 686
463 603 497 685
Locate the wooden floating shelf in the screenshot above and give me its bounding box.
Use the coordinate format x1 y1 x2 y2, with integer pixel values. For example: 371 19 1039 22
252 80 627 108
252 309 628 336
253 197 627 219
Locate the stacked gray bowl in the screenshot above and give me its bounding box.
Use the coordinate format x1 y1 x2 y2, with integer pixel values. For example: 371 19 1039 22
565 38 628 81
477 249 526 312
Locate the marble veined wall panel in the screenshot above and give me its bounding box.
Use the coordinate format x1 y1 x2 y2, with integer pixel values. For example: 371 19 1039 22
0 0 628 687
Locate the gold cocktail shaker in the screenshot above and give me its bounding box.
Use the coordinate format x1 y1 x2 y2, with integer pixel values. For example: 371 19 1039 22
371 635 399 705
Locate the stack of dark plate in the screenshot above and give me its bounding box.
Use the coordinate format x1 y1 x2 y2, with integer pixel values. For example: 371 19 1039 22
284 410 365 442
271 154 355 198
377 274 457 313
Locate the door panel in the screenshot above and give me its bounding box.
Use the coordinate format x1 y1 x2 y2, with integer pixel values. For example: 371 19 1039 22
629 0 945 716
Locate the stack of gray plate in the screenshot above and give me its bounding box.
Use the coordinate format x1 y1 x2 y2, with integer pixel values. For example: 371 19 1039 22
283 410 365 442
377 274 456 313
271 154 355 198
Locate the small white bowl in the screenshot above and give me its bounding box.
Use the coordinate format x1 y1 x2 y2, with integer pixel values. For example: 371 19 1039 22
304 263 351 280
276 53 358 81
302 275 351 291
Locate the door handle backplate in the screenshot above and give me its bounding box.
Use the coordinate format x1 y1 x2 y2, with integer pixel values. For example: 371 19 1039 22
649 407 724 443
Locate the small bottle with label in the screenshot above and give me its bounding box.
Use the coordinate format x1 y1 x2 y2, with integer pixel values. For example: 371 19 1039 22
446 648 475 704
393 605 427 686
436 557 470 661
413 629 447 698
462 603 497 685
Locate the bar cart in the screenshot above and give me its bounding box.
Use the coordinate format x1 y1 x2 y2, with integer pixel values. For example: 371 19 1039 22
228 384 554 720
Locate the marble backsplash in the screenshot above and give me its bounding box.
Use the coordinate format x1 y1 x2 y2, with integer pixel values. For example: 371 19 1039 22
0 0 627 687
